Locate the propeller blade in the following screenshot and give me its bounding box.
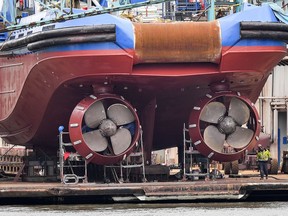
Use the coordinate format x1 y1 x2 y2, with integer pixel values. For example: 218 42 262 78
84 101 107 128
83 129 108 152
226 126 254 149
203 125 225 153
228 97 250 125
110 128 132 155
107 103 135 126
200 102 226 124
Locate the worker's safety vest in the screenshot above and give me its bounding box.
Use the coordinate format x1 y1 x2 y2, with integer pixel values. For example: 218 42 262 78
257 149 271 162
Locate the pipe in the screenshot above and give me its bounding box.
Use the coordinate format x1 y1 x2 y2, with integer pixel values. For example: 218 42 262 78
61 0 65 13
259 91 263 131
273 109 279 162
59 130 64 182
207 0 215 21
286 102 288 143
236 0 242 13
271 70 275 144
278 128 281 166
258 96 288 99
87 0 92 8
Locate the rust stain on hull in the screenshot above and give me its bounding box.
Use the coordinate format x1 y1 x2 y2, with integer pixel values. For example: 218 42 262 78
133 21 221 64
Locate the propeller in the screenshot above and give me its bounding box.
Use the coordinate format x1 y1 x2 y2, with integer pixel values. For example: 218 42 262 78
82 101 135 155
200 97 254 153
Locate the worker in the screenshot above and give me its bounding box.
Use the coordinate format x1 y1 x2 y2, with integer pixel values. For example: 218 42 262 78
256 144 271 180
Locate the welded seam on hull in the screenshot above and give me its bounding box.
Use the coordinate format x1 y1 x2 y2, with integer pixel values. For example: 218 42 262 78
0 63 23 68
0 90 15 94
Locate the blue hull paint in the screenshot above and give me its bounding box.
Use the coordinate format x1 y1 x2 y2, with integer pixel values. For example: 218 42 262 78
13 3 285 55
219 3 284 47
55 14 134 50
43 42 123 53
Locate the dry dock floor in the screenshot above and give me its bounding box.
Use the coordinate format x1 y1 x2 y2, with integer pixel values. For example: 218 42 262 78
0 171 288 204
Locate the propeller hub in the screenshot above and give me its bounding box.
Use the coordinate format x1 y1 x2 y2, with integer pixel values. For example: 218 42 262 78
218 116 236 134
99 119 117 137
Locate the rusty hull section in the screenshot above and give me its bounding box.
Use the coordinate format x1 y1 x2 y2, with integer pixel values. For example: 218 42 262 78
133 21 221 64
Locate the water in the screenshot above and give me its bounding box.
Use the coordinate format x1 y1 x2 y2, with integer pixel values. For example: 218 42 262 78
0 202 288 216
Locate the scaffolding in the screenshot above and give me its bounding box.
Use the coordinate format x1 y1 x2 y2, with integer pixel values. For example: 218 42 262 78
59 130 88 184
104 129 146 183
0 0 173 33
183 123 210 180
59 127 145 184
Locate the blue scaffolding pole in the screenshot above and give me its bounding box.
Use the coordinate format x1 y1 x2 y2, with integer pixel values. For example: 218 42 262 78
207 0 214 20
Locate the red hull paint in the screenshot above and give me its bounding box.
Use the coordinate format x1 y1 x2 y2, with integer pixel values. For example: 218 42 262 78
0 45 286 155
221 46 286 73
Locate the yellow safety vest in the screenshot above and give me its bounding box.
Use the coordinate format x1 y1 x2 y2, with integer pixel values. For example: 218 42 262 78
257 149 271 162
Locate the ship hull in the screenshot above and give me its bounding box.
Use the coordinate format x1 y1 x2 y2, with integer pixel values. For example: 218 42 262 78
0 47 285 148
0 4 286 161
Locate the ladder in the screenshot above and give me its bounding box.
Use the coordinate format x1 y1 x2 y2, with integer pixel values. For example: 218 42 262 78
13 163 25 182
183 123 210 181
104 129 146 183
59 131 88 184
